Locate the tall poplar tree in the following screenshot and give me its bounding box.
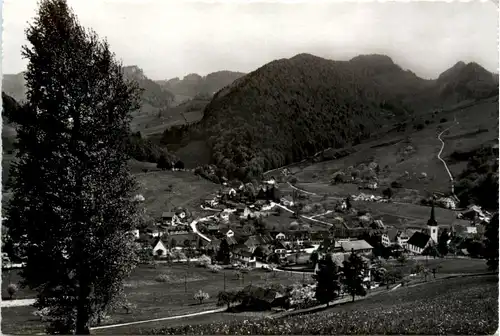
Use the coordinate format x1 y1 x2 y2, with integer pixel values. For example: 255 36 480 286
6 0 143 333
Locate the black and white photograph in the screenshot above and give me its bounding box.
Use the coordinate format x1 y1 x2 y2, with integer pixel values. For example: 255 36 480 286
1 0 499 334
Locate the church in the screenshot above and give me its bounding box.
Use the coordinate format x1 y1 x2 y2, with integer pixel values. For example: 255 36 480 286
406 202 439 255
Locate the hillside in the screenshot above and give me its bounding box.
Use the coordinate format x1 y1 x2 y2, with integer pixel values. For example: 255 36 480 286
157 71 246 98
436 62 499 104
2 67 177 134
161 53 498 181
152 274 498 335
2 73 27 103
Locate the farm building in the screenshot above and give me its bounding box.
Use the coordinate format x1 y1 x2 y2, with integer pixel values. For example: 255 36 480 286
152 238 168 257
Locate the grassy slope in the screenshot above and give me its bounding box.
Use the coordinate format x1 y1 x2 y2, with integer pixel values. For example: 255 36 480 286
135 170 219 218
151 274 498 335
290 97 497 198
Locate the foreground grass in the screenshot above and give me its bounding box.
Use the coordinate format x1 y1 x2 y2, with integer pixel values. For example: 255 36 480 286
1 265 310 334
149 274 498 335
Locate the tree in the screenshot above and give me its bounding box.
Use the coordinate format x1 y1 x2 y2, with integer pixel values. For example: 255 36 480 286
310 251 319 266
397 253 408 266
217 291 236 310
342 252 368 302
193 290 210 304
484 213 499 271
216 239 231 265
157 154 171 170
382 187 393 199
438 228 450 256
174 160 185 170
345 197 352 210
7 283 19 300
313 254 341 307
197 255 212 267
5 1 142 334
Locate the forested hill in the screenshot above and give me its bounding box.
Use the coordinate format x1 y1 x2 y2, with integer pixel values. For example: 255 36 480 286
161 54 409 181
161 53 498 182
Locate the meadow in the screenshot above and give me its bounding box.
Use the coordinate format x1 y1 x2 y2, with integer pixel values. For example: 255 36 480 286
150 274 499 335
1 264 311 335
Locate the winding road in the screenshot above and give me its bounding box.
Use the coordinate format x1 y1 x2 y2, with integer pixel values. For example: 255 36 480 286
437 115 459 200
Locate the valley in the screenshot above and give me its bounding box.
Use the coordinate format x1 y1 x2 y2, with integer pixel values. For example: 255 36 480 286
1 9 498 334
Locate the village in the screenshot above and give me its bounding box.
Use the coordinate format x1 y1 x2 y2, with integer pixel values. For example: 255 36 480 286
125 168 493 293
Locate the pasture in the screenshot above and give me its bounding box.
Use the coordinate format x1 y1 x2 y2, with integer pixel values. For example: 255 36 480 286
135 170 219 218
1 264 311 335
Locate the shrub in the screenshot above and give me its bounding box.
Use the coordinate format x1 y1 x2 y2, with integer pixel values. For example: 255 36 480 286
208 264 222 273
440 118 447 123
197 255 212 267
193 290 210 304
6 283 18 300
289 176 298 185
390 181 403 188
155 274 170 283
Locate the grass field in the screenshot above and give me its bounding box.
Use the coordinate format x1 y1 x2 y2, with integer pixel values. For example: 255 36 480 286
352 201 470 228
135 170 219 218
1 264 312 335
151 274 499 335
383 257 490 277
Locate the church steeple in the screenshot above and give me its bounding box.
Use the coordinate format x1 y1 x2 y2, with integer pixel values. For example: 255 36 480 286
427 201 438 243
427 201 437 227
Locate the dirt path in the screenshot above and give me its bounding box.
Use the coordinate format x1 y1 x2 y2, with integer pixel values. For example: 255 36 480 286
1 298 36 308
90 307 226 331
437 115 459 199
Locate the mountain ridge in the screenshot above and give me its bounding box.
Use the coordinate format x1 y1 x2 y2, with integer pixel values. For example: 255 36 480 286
160 53 498 181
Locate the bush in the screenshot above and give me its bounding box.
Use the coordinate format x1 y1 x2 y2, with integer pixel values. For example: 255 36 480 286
440 118 447 123
208 264 222 273
6 283 18 300
193 290 210 304
390 181 403 188
155 274 170 283
197 255 212 267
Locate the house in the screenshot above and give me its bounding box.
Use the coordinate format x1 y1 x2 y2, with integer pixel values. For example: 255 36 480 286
220 228 235 238
206 239 221 252
340 240 374 256
466 226 478 234
207 223 220 234
175 208 187 221
244 235 273 253
309 231 329 245
265 177 277 185
232 247 256 266
152 238 168 257
458 205 491 223
275 232 287 240
238 285 285 310
372 220 385 229
146 225 163 238
128 229 140 239
273 241 287 255
162 212 176 226
280 197 294 207
203 196 218 207
437 197 456 210
406 231 433 255
382 229 409 248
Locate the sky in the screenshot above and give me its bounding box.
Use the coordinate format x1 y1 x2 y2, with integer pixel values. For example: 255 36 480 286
2 0 498 80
